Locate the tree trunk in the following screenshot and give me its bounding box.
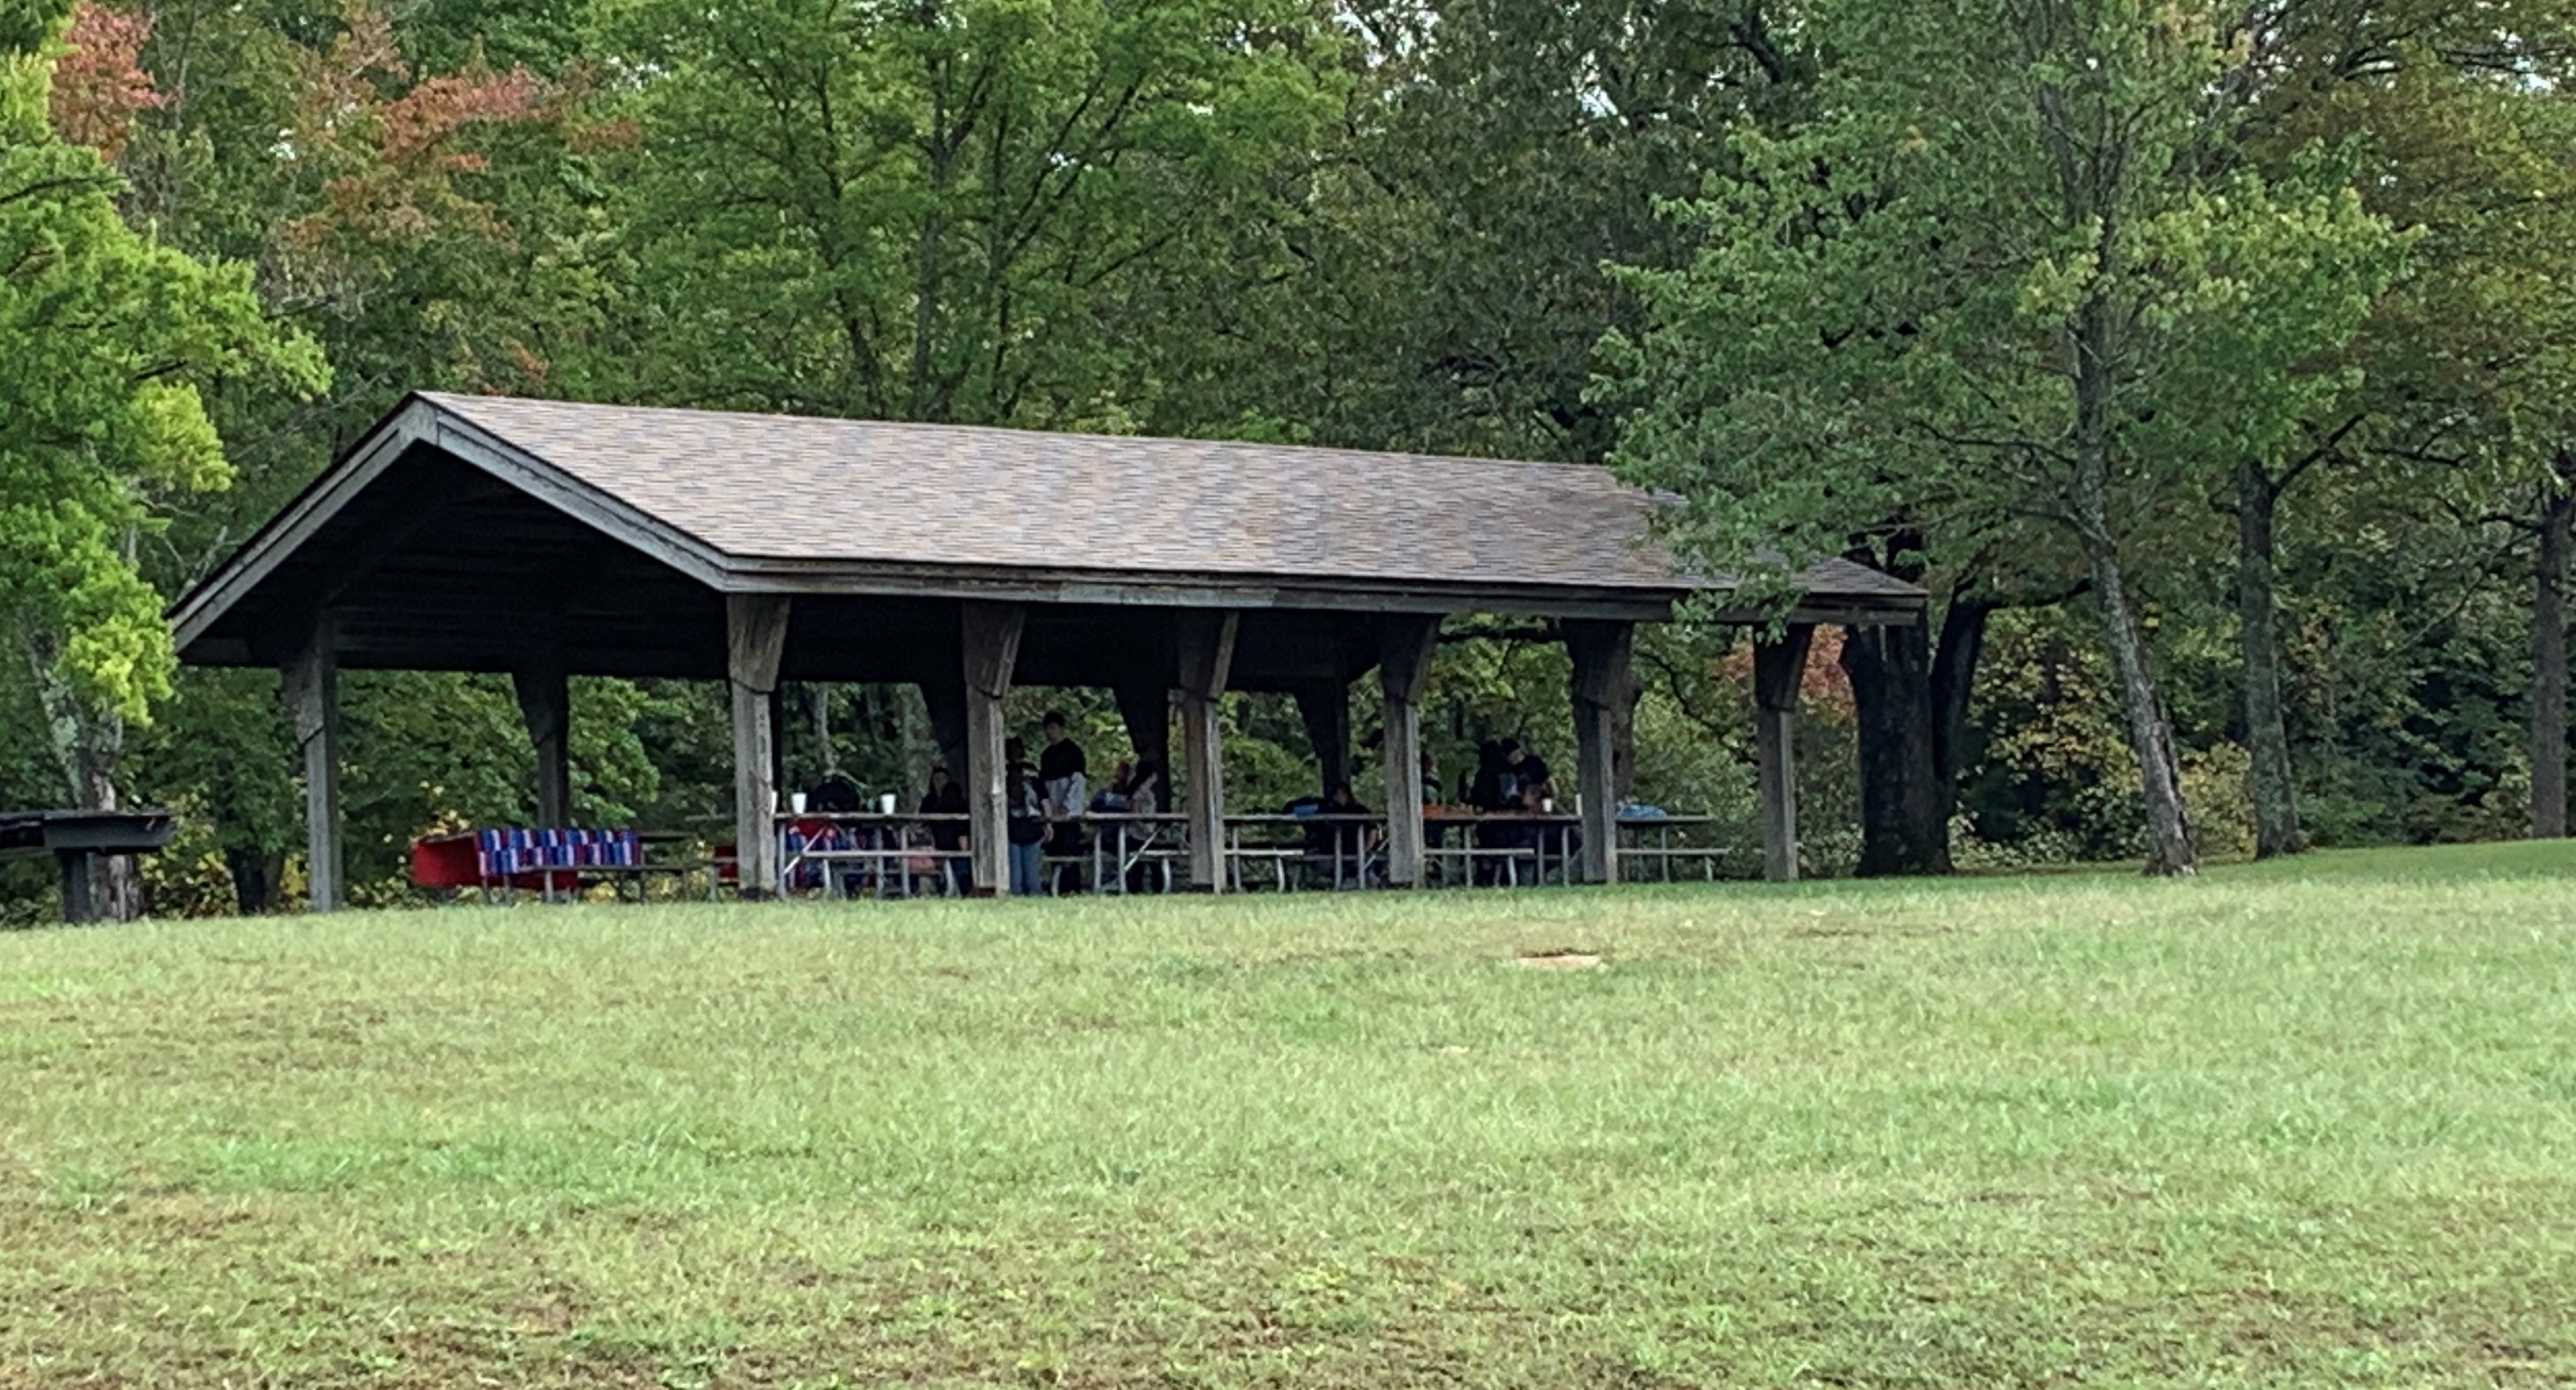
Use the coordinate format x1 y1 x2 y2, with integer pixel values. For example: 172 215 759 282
71 721 143 920
2069 286 2194 876
23 625 145 918
1842 589 1998 876
1930 594 1996 798
808 683 835 776
225 847 279 914
2079 538 2196 874
1843 620 1950 875
2532 475 2572 839
2238 460 2305 857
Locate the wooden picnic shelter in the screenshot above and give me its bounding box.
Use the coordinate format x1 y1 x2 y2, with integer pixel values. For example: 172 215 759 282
168 393 1928 908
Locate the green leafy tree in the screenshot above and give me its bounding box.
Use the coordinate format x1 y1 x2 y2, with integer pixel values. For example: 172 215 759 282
2207 1 2576 854
1200 0 1807 461
1 0 324 914
1608 0 2401 874
588 0 1332 429
40 0 606 910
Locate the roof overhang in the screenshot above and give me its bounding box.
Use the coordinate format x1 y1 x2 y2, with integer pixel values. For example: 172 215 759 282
171 394 1923 678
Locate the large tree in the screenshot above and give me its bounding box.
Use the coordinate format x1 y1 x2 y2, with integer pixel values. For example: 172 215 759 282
2217 1 2576 854
2 0 324 915
1607 0 2400 874
1191 0 1810 461
588 0 1333 430
55 0 611 909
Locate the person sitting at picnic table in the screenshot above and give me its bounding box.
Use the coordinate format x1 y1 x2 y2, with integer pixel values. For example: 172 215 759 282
1005 738 1046 895
1091 758 1135 814
1470 739 1529 883
1120 760 1167 893
784 772 865 894
919 765 968 894
1507 744 1577 871
1468 739 1508 813
1126 760 1164 817
1506 742 1552 803
1039 711 1088 893
807 772 863 815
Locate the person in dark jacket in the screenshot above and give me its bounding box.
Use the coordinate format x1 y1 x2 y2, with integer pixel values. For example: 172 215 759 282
1038 711 1088 893
1005 738 1045 895
919 766 968 894
1469 740 1523 883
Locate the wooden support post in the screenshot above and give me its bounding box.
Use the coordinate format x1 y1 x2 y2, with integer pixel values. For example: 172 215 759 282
1292 680 1351 796
923 678 969 790
728 594 792 899
1177 610 1238 891
1113 680 1171 775
1566 619 1636 885
1378 613 1441 889
1612 669 1639 806
961 601 1025 896
283 618 341 913
1754 624 1817 883
56 850 97 924
513 656 571 828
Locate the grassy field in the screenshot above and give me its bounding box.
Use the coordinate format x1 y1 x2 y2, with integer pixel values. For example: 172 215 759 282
4 843 2574 1388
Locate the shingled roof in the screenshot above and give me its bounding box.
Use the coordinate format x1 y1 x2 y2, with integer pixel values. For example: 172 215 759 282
427 393 1710 590
172 394 1923 673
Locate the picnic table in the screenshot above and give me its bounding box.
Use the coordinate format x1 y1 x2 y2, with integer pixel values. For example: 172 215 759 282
411 827 698 901
0 809 176 923
769 812 972 898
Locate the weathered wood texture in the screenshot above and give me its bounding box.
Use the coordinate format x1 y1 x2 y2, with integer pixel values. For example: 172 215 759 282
1378 614 1441 888
961 602 1025 895
1293 681 1351 797
1177 611 1239 891
1754 626 1816 883
0 811 176 924
512 656 571 828
283 619 342 912
727 595 792 898
1566 619 1636 885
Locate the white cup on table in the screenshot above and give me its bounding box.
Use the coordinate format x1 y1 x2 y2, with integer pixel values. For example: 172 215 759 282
789 792 808 815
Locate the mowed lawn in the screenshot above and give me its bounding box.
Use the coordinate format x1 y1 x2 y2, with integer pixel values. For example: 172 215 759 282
5 846 2575 1388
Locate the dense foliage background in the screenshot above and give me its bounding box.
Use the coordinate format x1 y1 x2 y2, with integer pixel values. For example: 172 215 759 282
8 0 2574 917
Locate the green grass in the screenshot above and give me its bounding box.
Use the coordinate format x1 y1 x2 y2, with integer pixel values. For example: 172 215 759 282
5 843 2575 1388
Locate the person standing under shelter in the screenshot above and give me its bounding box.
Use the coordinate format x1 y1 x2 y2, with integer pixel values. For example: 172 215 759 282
1039 710 1089 893
1005 737 1046 896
